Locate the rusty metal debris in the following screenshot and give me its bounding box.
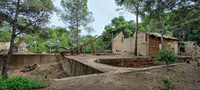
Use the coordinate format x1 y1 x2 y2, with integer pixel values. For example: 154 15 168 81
20 64 38 72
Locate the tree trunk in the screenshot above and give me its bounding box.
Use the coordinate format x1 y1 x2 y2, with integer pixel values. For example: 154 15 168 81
134 8 138 56
77 16 80 54
1 0 20 78
159 15 165 50
100 35 105 54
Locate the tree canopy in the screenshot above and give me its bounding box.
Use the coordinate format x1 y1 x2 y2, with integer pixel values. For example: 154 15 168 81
61 0 94 54
103 16 135 49
0 0 55 77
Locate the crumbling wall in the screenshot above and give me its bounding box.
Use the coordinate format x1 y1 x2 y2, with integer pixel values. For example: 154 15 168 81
166 40 179 55
136 32 148 56
149 36 160 56
112 31 179 56
184 42 200 56
122 32 148 56
112 32 124 52
148 36 179 56
0 42 10 51
122 37 133 52
16 40 28 52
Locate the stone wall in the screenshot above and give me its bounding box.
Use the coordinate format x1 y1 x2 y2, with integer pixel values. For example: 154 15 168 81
166 40 179 55
122 32 148 56
148 36 179 56
122 37 133 52
112 32 124 52
61 57 103 77
0 42 10 51
134 32 148 56
149 36 160 56
0 54 59 69
184 42 200 56
16 41 28 52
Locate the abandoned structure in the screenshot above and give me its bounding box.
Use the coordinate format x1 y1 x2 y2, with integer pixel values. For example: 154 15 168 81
0 42 10 51
0 40 31 54
15 39 28 53
113 31 193 56
178 41 200 56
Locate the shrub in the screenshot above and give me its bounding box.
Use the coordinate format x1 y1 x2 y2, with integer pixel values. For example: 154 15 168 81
155 48 178 65
0 76 46 90
162 77 175 90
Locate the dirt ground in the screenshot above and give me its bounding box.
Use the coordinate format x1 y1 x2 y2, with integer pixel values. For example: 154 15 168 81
3 55 200 90
45 61 200 90
6 62 67 84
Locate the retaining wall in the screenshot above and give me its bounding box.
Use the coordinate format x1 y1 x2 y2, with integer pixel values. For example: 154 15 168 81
61 57 103 77
0 54 59 69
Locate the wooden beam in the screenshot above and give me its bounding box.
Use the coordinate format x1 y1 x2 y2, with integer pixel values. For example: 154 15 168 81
73 35 97 50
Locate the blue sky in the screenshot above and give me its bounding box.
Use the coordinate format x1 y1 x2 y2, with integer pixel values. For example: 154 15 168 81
50 0 141 36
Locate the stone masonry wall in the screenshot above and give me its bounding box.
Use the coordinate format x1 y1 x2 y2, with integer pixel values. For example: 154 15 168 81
0 42 10 51
112 32 124 52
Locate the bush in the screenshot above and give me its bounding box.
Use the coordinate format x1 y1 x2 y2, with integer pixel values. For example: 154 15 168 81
162 77 175 90
0 76 46 90
155 48 178 64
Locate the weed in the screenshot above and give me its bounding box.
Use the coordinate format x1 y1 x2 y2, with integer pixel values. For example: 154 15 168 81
0 76 46 90
155 48 178 65
161 77 175 90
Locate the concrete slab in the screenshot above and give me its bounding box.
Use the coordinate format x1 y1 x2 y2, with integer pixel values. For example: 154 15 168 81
46 56 200 90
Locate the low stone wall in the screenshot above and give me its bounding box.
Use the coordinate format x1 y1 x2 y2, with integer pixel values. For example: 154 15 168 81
0 54 59 69
61 57 103 77
95 57 153 67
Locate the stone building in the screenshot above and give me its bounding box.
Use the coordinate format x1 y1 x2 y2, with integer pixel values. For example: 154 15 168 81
0 39 31 54
112 31 179 56
16 40 28 53
0 42 10 52
178 41 200 56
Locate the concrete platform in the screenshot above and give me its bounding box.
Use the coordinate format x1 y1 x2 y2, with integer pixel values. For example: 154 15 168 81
46 55 200 90
61 55 168 76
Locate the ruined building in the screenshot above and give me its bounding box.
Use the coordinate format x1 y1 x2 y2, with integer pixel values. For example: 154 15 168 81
0 39 31 54
112 31 200 56
0 42 10 52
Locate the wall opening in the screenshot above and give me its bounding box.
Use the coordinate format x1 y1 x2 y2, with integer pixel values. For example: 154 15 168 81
179 44 185 53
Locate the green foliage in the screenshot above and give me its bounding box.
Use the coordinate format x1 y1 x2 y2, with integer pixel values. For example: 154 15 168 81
60 33 70 49
188 34 200 46
179 44 185 52
103 16 135 49
162 77 175 90
25 27 73 53
38 42 47 53
0 30 11 42
139 5 200 45
61 0 94 53
155 48 178 65
115 0 145 16
0 76 46 90
165 6 200 42
0 0 55 34
79 35 102 51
